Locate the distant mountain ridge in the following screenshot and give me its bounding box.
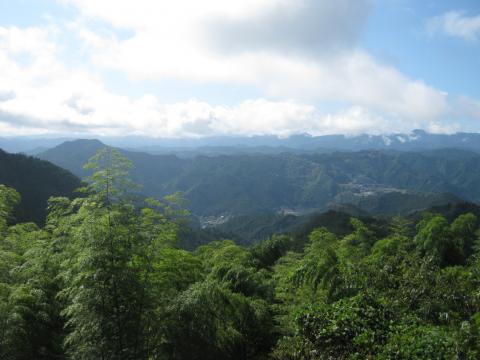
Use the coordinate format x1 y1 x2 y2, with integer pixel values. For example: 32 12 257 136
145 129 480 153
5 129 480 155
99 129 480 153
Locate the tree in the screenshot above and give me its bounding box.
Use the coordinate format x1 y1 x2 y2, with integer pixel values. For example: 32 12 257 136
0 186 65 359
450 213 478 259
292 228 344 303
275 292 393 360
0 185 20 234
160 239 276 360
251 234 292 269
59 147 183 359
415 214 464 266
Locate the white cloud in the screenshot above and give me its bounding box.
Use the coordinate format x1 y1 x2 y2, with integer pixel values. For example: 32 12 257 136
427 11 480 41
60 0 294 29
0 90 15 102
0 26 57 56
84 36 448 121
0 26 420 138
61 0 448 123
0 2 477 137
251 51 448 120
0 25 448 137
206 0 372 55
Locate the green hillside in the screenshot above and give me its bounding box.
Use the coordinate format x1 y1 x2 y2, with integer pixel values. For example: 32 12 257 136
0 149 82 224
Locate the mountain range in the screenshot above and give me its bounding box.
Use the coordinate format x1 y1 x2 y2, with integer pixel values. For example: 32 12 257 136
36 139 480 219
4 129 480 156
2 134 480 248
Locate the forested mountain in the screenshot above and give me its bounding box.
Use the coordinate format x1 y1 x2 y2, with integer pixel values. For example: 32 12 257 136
37 139 106 176
214 210 388 247
2 147 480 359
218 202 480 247
39 140 479 217
0 149 81 224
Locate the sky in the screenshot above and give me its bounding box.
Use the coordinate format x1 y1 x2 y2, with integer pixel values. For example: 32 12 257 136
0 0 479 138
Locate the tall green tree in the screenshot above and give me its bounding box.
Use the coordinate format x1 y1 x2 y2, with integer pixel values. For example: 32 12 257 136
59 147 183 359
0 185 20 233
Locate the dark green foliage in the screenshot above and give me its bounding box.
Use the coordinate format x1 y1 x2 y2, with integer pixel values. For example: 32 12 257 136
252 235 293 268
378 325 464 359
57 147 189 359
161 279 274 360
271 211 480 359
0 184 20 232
451 213 478 257
0 149 81 224
335 191 461 216
216 214 305 245
296 293 393 359
415 213 477 266
177 224 230 250
409 201 480 223
0 190 65 360
291 210 388 252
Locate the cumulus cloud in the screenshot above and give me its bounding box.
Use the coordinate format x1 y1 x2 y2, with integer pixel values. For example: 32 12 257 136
65 95 95 116
0 2 477 137
206 0 372 55
0 95 417 138
251 50 448 120
0 26 57 56
62 0 449 122
0 26 426 138
0 91 15 102
427 11 480 41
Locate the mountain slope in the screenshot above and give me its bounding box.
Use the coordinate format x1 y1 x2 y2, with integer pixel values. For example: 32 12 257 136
37 139 106 176
0 149 82 224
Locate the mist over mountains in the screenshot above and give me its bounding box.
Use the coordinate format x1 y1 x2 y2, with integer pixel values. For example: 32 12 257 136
4 129 480 156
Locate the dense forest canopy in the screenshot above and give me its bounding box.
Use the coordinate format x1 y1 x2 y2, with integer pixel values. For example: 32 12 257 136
1 147 480 359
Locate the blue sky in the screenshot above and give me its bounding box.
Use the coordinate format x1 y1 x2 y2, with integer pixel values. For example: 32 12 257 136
365 0 480 98
0 0 479 137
